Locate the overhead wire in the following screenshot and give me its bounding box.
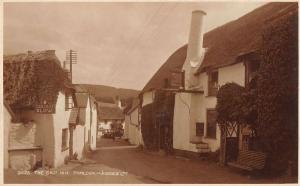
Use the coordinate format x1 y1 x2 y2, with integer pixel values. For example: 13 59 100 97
109 3 164 85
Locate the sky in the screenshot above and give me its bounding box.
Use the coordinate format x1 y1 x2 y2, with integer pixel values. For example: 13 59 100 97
3 1 267 90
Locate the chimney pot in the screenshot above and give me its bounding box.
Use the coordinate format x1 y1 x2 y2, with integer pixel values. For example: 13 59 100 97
192 10 207 15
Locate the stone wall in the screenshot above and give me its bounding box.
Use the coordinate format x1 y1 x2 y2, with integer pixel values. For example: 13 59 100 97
8 122 42 170
9 150 42 170
9 122 38 148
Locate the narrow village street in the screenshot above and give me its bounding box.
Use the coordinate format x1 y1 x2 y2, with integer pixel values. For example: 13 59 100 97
3 2 298 184
5 138 297 184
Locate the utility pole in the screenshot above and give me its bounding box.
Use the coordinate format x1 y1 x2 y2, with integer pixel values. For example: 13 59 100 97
64 50 77 83
70 49 72 82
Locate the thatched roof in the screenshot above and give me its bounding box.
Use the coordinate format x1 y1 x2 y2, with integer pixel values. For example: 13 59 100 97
4 50 70 110
4 50 61 66
97 96 115 104
142 45 187 92
98 104 124 120
196 2 298 73
142 2 297 92
124 98 140 114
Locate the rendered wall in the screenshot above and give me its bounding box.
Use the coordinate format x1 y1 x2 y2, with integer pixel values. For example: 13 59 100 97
90 101 98 150
124 115 130 139
128 108 143 145
52 92 72 167
142 91 154 107
173 62 245 152
8 120 42 170
17 109 55 168
72 125 85 160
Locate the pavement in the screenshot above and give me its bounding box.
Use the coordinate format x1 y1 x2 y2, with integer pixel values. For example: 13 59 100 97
4 138 298 184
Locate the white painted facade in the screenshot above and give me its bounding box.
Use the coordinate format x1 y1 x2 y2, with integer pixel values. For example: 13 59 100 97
5 91 71 169
127 107 143 146
173 62 245 152
72 95 98 159
124 115 130 139
142 91 155 107
89 97 98 150
5 91 98 170
97 121 112 137
173 10 247 153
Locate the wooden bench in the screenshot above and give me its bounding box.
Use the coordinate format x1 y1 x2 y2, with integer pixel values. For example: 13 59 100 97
227 150 266 172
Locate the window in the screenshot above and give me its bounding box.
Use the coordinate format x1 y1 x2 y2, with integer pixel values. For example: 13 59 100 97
245 60 260 84
206 109 217 139
65 93 74 110
208 71 218 96
196 122 204 137
61 128 69 151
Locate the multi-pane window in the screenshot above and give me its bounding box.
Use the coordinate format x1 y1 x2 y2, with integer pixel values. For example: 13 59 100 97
65 93 74 110
61 128 69 151
196 122 204 137
208 71 218 96
206 109 217 139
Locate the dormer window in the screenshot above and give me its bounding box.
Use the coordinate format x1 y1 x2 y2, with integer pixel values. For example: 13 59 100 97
208 70 218 96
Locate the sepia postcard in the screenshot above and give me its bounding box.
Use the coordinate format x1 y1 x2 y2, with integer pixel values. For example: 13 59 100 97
2 1 298 184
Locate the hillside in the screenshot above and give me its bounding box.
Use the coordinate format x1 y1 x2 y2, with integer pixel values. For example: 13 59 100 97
78 84 140 102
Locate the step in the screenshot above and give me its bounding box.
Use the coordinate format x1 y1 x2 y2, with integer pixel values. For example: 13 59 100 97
196 143 209 149
197 148 211 153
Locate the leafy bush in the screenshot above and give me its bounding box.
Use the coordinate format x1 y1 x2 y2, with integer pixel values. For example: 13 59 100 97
216 82 246 126
257 10 298 175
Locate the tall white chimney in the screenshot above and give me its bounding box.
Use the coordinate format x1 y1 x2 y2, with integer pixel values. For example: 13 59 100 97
184 10 206 89
186 10 206 67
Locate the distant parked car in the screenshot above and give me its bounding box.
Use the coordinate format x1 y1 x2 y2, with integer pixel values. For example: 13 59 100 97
114 129 124 138
103 130 114 138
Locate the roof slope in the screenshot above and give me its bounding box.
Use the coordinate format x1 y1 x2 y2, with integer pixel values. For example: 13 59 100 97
142 2 297 92
79 84 140 100
98 105 124 120
142 45 187 92
4 50 68 109
198 2 298 72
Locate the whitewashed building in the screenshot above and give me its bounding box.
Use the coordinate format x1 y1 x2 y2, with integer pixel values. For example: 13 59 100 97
124 98 143 145
173 3 294 157
3 50 98 170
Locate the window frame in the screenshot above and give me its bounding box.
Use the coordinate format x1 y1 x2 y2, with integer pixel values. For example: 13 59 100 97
65 92 74 110
245 60 260 85
206 109 217 139
207 70 219 96
196 122 205 137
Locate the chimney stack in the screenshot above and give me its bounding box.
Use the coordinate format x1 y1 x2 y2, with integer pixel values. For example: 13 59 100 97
186 10 206 67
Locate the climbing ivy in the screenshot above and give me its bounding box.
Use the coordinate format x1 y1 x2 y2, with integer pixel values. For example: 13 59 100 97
4 56 67 110
257 10 298 175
